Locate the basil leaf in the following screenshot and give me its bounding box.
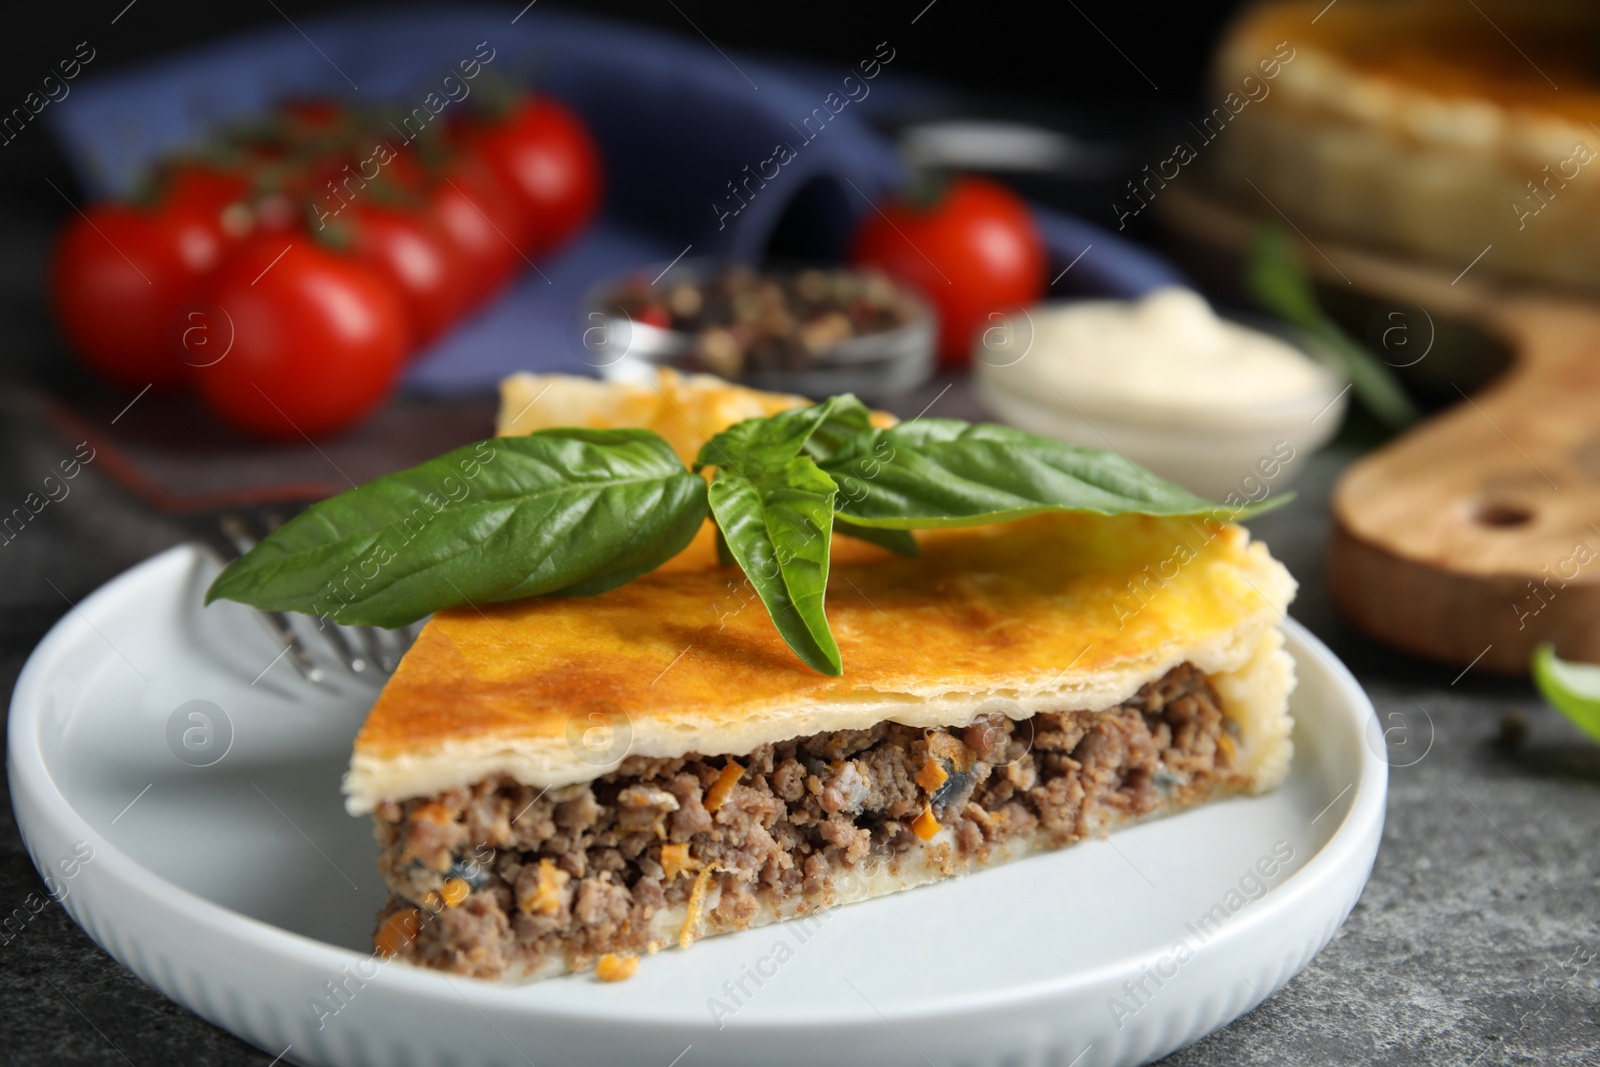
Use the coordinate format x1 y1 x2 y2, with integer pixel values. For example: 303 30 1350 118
205 429 708 627
694 394 868 473
1247 224 1418 429
698 394 913 558
1531 642 1600 746
820 419 1284 529
708 456 842 675
800 394 875 461
695 397 859 675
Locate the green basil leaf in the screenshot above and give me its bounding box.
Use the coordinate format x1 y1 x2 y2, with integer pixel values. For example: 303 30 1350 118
696 393 913 558
1531 642 1600 746
694 393 868 474
205 429 708 627
694 396 873 673
706 457 842 676
820 420 1286 529
799 394 875 461
1247 224 1418 429
1244 225 1324 332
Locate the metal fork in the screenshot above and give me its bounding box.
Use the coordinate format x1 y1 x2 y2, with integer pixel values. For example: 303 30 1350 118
198 508 422 684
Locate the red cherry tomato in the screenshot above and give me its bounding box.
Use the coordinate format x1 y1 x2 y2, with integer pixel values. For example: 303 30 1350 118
192 238 409 438
849 177 1045 368
50 202 226 390
464 96 602 255
344 202 470 347
428 157 528 309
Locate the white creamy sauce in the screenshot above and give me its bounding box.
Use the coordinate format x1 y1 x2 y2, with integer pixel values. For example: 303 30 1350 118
988 287 1330 421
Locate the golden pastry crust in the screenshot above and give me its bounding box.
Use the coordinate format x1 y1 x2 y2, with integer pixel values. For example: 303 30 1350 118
496 368 810 461
344 512 1296 812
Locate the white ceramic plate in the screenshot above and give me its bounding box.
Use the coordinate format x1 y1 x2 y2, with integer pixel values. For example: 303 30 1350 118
9 546 1385 1067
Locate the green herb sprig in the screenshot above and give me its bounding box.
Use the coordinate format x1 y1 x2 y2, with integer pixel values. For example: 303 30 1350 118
1531 642 1600 746
206 396 1286 675
1246 224 1419 430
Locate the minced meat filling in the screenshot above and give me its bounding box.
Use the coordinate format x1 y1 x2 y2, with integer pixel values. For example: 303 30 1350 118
371 663 1244 978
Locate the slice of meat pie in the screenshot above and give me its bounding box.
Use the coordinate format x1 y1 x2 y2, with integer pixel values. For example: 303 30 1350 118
346 372 1297 980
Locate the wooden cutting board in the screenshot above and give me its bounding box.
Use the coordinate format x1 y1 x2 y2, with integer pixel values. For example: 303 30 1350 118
1161 184 1600 674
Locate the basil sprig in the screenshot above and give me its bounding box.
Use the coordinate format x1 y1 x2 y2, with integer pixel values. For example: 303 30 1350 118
1246 224 1418 429
693 398 861 675
207 396 1287 674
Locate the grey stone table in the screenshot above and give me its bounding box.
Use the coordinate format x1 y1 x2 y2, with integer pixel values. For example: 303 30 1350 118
2 374 1598 1066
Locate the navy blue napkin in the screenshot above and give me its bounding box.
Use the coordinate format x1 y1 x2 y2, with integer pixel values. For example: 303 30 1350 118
48 5 1183 394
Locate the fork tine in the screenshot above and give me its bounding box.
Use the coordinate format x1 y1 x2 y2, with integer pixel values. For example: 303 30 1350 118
219 513 325 684
255 511 366 676
262 610 326 684
369 621 423 674
357 627 399 673
315 617 369 674
259 507 399 680
211 509 427 682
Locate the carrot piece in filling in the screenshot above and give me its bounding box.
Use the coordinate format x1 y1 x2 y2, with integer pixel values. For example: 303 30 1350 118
596 953 640 982
660 842 701 882
912 804 942 841
375 908 421 958
916 757 949 793
703 760 745 813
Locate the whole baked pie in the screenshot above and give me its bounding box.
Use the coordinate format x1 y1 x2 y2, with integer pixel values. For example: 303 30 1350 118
1212 0 1600 290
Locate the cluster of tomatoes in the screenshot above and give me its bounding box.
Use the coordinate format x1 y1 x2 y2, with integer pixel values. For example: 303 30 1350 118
51 91 602 437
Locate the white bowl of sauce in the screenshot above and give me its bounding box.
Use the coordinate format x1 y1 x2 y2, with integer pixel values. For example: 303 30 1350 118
973 287 1347 502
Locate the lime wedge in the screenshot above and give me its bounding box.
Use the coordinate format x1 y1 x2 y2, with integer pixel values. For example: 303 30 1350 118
1530 642 1600 745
